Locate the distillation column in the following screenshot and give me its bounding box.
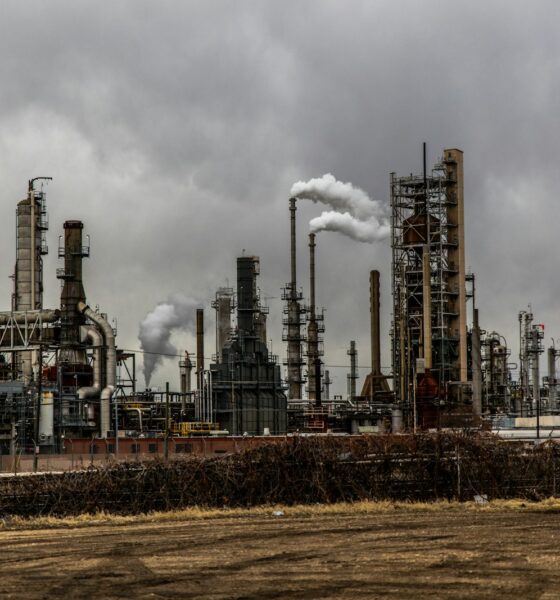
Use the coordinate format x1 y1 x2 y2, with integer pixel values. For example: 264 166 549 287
212 288 234 362
443 149 468 382
58 221 89 363
14 179 50 381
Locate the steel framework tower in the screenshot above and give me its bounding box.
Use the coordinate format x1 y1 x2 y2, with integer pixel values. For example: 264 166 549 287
391 148 468 423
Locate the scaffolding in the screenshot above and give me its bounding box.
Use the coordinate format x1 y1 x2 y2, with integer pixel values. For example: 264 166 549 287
391 149 467 421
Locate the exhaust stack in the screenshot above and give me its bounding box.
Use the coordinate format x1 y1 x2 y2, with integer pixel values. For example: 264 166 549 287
285 198 304 399
306 233 324 403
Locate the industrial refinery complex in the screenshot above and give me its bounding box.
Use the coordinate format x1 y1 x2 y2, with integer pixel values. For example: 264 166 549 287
0 147 555 461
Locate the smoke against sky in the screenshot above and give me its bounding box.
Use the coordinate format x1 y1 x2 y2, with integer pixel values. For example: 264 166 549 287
1 1 560 393
292 173 390 242
139 294 199 386
290 173 385 221
309 211 390 243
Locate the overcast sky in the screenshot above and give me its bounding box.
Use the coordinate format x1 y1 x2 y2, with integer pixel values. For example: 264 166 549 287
1 1 559 395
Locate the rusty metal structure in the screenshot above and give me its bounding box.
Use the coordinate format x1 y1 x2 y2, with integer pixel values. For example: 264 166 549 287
391 147 470 427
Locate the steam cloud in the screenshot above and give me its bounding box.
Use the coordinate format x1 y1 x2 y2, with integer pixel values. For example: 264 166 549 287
309 211 390 243
139 293 199 386
290 173 389 243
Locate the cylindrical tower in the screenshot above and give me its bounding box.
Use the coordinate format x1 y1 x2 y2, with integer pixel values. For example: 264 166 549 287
212 288 234 362
285 198 303 399
58 220 89 363
14 181 49 312
180 350 193 395
307 233 319 401
237 257 259 336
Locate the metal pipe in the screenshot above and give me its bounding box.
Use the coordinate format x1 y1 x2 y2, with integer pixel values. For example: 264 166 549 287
472 308 482 416
0 309 60 325
78 302 116 438
30 186 36 311
78 326 103 400
347 341 357 401
422 246 432 369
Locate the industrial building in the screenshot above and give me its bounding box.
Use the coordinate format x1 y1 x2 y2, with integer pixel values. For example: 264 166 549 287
210 256 287 435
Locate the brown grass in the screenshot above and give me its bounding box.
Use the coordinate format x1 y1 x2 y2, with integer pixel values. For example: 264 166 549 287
3 497 560 531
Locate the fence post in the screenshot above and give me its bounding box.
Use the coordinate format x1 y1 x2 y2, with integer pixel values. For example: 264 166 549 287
553 446 557 498
456 444 461 501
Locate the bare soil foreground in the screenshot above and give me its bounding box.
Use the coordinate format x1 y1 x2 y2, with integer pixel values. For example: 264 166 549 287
1 503 560 599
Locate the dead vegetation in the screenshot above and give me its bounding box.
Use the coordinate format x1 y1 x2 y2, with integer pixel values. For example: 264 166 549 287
1 432 559 518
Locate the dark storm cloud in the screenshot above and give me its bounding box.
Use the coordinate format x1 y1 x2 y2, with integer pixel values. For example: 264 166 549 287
0 0 559 389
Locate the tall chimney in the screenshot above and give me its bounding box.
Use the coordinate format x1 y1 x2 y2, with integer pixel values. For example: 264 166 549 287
370 270 381 375
307 233 319 401
286 197 303 399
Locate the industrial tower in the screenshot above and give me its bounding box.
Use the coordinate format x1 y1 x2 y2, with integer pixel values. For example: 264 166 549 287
391 147 469 427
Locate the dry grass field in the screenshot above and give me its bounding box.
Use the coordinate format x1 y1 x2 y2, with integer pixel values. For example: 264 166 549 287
1 501 560 599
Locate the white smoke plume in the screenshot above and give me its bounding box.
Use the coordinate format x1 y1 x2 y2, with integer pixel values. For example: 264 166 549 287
309 211 390 243
290 173 385 221
139 293 199 386
291 173 390 243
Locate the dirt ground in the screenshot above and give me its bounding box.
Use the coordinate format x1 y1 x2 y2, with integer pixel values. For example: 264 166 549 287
1 507 560 599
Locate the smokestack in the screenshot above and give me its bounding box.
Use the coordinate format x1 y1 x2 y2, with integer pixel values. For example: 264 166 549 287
59 222 87 338
290 198 297 295
307 233 319 401
370 270 381 375
286 198 303 399
58 221 89 364
196 309 204 390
